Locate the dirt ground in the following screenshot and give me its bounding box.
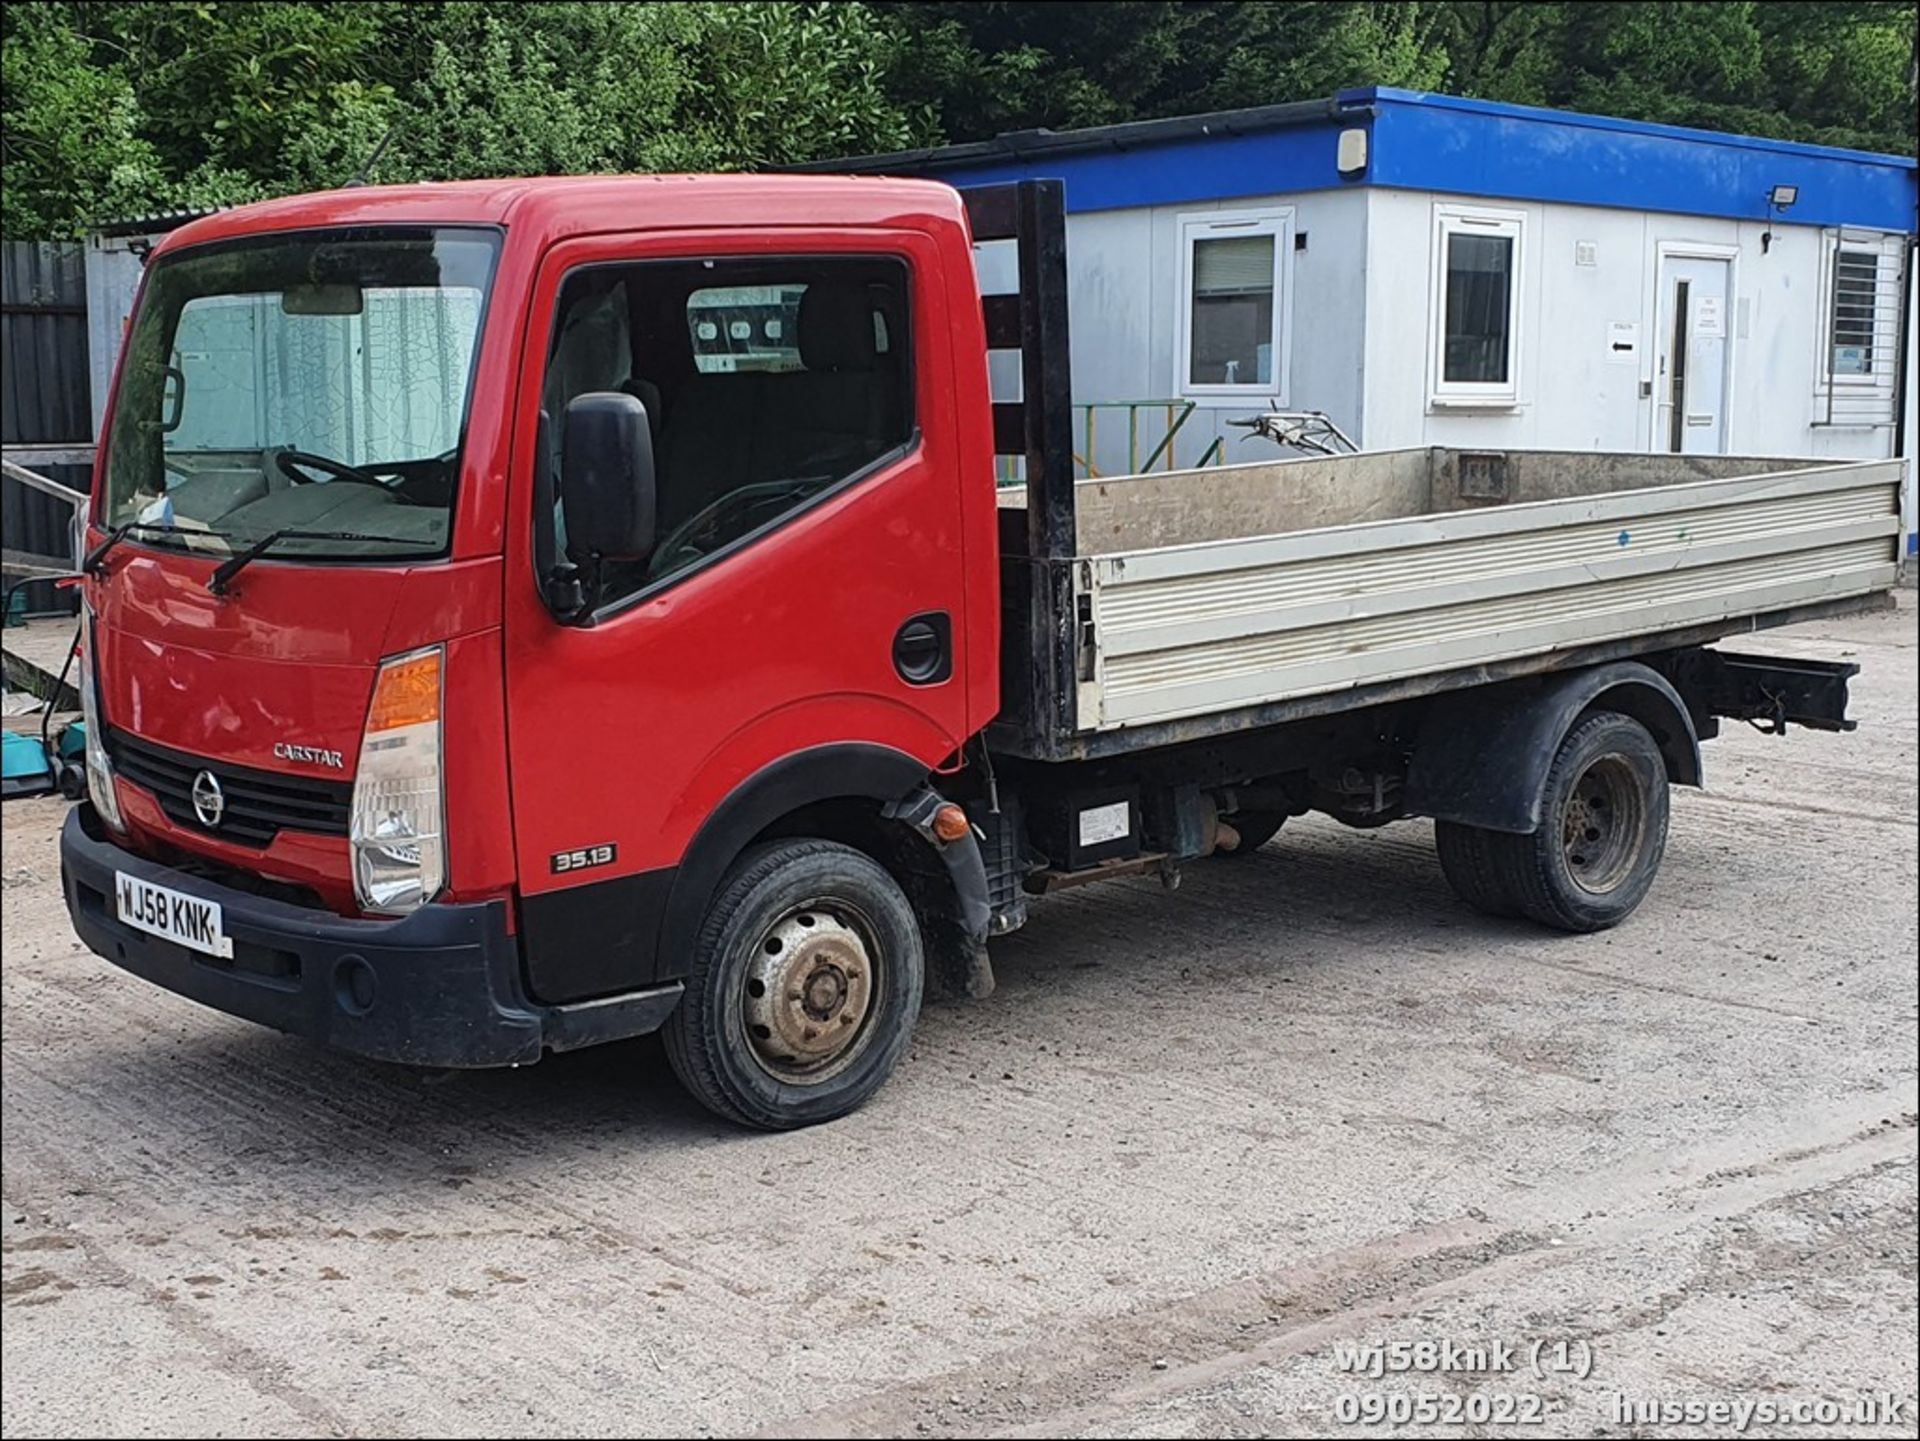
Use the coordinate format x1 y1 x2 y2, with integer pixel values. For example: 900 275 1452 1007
3 591 1915 1439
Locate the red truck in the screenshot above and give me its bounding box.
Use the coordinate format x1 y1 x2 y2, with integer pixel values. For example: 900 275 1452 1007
63 176 1903 1128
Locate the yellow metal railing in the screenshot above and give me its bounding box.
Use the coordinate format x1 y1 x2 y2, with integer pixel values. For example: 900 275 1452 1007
994 401 1229 487
1073 400 1226 479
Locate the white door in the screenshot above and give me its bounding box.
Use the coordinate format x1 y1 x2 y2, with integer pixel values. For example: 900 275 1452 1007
1654 255 1731 453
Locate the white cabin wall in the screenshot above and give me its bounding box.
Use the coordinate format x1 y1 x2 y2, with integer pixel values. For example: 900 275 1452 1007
1060 189 1369 477
1360 187 1905 463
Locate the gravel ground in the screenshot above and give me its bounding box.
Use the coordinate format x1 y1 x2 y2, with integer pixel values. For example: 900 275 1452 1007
3 590 1915 1439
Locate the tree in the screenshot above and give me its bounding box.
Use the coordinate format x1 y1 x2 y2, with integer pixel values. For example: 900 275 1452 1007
881 0 1914 153
3 0 1913 239
2 8 171 238
347 2 706 184
676 2 932 168
2 1 928 235
880 2 1452 137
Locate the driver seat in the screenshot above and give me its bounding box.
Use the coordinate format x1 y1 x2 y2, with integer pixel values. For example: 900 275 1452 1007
655 280 899 535
756 281 898 480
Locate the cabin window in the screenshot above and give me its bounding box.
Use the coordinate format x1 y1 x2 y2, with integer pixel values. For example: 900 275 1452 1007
1829 249 1879 376
687 284 807 373
1178 208 1293 399
1816 231 1904 428
1430 205 1525 406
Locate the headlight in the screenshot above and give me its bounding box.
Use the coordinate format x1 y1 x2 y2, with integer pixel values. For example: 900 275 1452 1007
350 646 445 914
76 597 125 831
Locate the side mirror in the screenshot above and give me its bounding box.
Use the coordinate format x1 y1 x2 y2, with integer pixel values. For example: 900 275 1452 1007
560 392 655 564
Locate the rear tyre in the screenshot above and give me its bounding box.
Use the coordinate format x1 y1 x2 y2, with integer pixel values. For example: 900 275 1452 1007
1485 711 1670 933
1434 821 1520 917
1215 811 1286 857
662 838 924 1130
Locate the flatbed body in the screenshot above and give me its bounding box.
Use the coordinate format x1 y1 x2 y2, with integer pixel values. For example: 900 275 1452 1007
991 449 1903 759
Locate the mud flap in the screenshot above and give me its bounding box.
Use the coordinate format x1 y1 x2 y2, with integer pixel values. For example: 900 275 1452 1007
883 785 996 999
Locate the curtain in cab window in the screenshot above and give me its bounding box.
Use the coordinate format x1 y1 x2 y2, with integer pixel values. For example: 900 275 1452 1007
170 290 483 464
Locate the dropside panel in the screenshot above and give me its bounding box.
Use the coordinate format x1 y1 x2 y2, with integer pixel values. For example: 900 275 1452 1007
1080 459 1903 731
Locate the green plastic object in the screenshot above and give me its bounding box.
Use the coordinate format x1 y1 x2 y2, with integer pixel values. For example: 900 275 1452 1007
2 730 55 798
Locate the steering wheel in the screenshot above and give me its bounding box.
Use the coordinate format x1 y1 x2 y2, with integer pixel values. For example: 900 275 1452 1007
272 448 388 488
649 478 822 574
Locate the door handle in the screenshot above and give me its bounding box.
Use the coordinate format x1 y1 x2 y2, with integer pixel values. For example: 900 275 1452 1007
892 612 952 686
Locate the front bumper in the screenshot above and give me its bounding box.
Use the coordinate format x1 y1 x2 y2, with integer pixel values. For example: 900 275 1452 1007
61 805 682 1068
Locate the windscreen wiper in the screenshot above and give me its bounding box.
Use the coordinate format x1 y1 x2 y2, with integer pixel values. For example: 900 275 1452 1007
207 529 431 596
82 521 214 577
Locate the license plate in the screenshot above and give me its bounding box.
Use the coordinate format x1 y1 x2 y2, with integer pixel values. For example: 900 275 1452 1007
115 871 232 959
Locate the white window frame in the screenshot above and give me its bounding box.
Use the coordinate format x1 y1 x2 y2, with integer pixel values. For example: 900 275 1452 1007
1176 207 1294 403
1428 203 1526 408
1813 228 1903 427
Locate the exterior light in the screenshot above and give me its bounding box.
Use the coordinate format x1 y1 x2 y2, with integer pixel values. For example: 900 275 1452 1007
932 803 973 843
1762 185 1799 254
1336 128 1369 177
350 646 446 913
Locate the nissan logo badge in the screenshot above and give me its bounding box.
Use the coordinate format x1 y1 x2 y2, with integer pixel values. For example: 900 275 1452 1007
191 770 225 828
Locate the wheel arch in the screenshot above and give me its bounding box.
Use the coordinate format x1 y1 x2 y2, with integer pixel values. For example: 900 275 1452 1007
658 744 988 993
1405 661 1701 835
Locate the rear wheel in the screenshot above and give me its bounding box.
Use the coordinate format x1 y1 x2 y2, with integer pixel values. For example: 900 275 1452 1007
662 839 924 1129
1214 811 1286 857
1484 711 1670 933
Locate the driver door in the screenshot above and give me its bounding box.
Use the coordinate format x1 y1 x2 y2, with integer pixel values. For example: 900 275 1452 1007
501 228 973 1003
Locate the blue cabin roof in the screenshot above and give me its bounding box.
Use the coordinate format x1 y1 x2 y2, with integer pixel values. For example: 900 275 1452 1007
799 87 1917 234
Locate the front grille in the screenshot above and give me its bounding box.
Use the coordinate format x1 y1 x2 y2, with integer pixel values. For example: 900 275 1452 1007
106 727 351 848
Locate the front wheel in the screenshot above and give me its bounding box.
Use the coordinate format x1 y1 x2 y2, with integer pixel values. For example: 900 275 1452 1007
663 839 924 1129
1482 710 1670 933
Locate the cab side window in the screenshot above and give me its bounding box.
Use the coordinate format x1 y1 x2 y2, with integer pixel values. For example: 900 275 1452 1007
542 255 913 609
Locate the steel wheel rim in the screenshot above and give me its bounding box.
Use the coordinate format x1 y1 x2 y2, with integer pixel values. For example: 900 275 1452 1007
1560 753 1647 895
740 900 885 1085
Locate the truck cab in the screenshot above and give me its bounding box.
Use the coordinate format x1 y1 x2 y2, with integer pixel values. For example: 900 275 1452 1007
65 176 1003 1127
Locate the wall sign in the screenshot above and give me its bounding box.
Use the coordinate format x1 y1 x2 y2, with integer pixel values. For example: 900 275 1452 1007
1606 321 1640 364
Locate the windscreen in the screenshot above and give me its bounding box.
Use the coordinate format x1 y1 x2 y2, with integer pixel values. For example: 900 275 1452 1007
101 226 499 560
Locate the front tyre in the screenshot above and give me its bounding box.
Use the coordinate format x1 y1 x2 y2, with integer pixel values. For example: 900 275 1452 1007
663 839 924 1129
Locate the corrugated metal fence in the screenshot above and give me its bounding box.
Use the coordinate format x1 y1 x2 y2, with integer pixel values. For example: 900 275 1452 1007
2 241 92 614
